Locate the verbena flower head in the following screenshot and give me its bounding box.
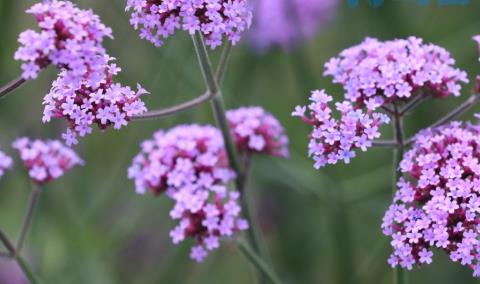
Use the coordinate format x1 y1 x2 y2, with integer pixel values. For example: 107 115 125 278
382 122 480 276
14 0 113 84
128 124 247 262
42 64 149 146
227 106 289 157
126 0 253 49
170 184 248 262
324 37 468 109
128 124 233 195
292 89 390 169
0 149 13 180
248 0 336 52
12 138 83 184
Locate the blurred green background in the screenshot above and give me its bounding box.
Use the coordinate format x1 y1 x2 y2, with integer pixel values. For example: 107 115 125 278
1 0 480 283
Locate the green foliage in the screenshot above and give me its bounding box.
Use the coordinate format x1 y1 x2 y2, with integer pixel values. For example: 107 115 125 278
1 0 480 283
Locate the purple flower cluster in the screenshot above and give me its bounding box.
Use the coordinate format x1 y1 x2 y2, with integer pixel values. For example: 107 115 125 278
324 37 468 108
170 184 248 262
248 0 336 51
292 90 390 169
226 106 289 157
14 0 112 85
42 65 149 146
128 125 248 261
0 149 13 180
382 122 480 276
12 138 83 184
126 0 253 49
13 1 149 146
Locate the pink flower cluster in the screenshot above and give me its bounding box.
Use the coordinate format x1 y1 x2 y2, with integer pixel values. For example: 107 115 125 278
14 0 112 85
128 125 248 262
248 0 336 52
126 0 253 49
226 106 289 157
13 1 150 145
324 37 468 108
382 122 480 276
0 149 13 180
42 65 149 146
292 90 390 169
12 138 83 184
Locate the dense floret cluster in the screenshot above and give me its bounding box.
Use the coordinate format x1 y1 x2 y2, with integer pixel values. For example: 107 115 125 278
324 37 468 108
382 122 480 276
293 90 389 169
42 65 148 146
128 125 248 261
12 138 83 184
227 106 289 157
248 0 336 51
126 0 253 48
14 0 112 85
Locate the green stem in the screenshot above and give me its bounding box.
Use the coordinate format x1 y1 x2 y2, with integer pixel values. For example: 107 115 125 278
0 76 26 100
17 184 41 252
405 93 480 146
191 33 243 180
392 105 408 284
16 254 43 284
216 41 232 86
239 154 263 258
0 229 43 284
238 239 283 284
0 230 15 256
132 41 233 121
191 32 265 283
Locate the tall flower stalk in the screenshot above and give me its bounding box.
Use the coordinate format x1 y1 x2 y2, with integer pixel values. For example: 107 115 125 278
391 104 407 284
191 32 269 283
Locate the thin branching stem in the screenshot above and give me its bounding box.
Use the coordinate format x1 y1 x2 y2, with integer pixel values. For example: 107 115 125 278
15 254 43 284
429 93 480 128
382 105 394 115
399 94 426 116
372 140 400 148
216 41 232 86
238 239 283 284
132 91 214 120
405 93 480 146
132 42 233 121
191 33 244 185
0 76 26 100
0 230 15 256
0 229 43 284
192 33 267 283
392 104 408 284
16 183 41 253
